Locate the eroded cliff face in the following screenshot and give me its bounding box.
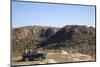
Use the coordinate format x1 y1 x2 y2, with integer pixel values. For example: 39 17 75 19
12 26 60 53
12 25 95 56
38 25 95 55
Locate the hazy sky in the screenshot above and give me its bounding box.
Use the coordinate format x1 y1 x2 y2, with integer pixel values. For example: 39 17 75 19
12 1 96 28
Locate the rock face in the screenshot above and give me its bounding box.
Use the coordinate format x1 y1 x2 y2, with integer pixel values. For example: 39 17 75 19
12 26 60 53
38 25 95 55
12 25 96 56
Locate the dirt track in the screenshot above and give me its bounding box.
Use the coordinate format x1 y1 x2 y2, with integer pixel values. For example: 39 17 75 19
12 50 95 66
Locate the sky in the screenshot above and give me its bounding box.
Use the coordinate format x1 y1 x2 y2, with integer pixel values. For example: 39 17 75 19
12 1 96 28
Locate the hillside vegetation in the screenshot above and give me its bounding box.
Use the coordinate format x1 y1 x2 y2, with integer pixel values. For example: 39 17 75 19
12 25 95 56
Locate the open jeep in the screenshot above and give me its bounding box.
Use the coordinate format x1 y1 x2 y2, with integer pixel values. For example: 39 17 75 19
22 49 46 61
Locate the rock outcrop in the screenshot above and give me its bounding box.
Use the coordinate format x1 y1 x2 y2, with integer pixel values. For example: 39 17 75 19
12 26 60 53
12 25 95 56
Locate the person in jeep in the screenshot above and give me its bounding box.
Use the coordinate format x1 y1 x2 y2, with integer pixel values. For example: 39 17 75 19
22 48 46 61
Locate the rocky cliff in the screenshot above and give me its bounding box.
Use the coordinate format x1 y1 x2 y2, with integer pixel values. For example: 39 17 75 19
12 25 96 56
12 26 60 53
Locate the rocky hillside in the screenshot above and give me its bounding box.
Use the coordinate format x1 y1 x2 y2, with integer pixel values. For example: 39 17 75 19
38 25 96 55
12 26 60 53
12 25 96 56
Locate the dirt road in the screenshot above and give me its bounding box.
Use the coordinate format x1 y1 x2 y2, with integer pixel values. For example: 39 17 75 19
12 50 95 66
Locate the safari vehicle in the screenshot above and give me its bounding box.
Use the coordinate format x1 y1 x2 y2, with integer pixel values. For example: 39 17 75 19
22 48 46 61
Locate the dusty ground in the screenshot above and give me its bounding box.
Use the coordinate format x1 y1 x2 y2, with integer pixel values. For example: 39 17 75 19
11 50 95 66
